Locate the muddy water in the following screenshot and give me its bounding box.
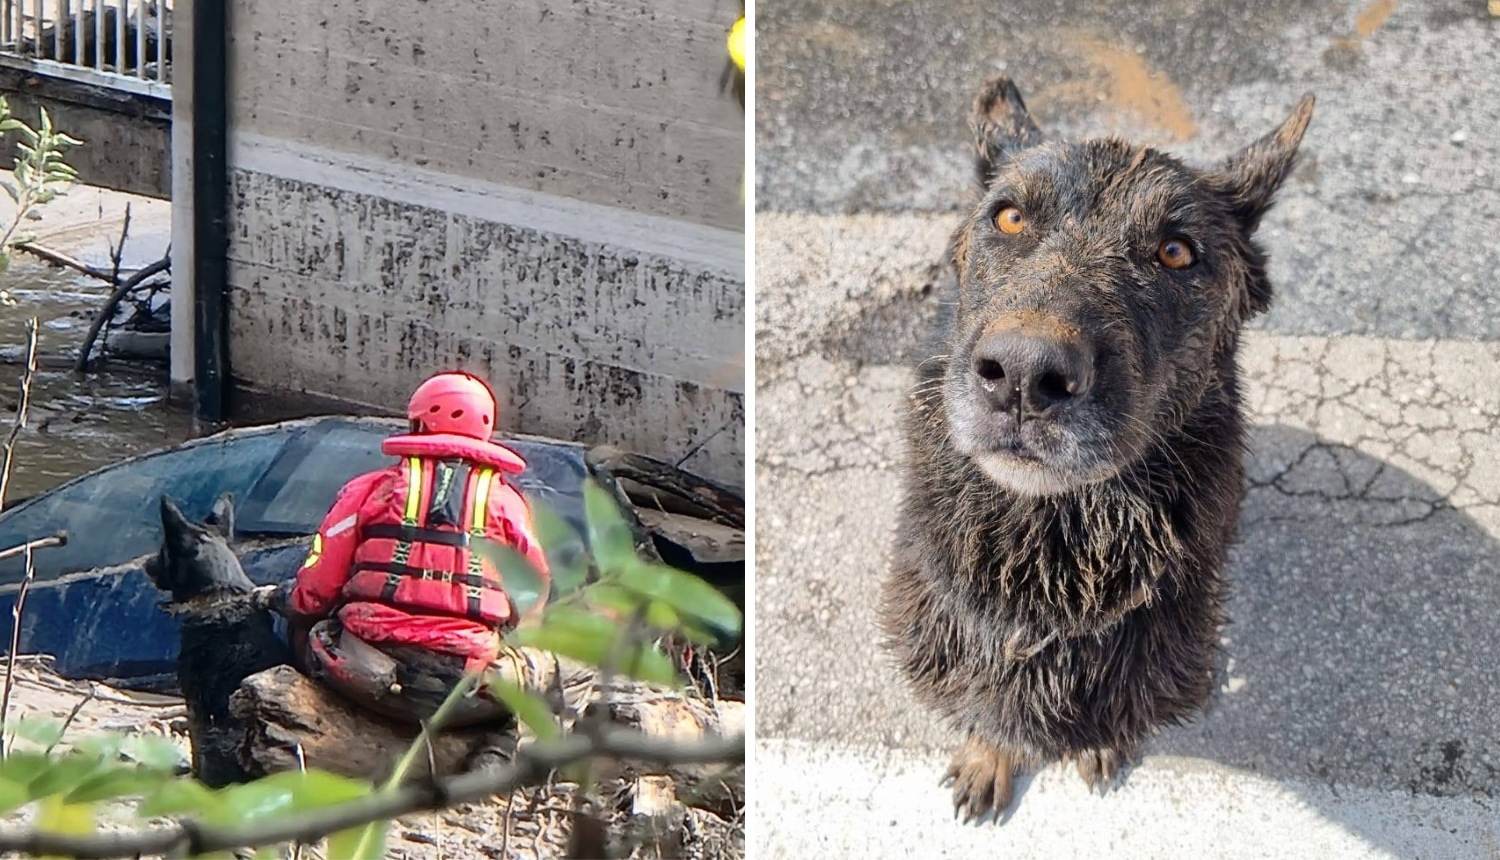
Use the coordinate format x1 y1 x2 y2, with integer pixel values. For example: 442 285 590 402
0 258 193 501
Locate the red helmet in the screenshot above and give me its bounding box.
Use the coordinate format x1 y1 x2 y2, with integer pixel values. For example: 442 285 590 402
406 372 497 440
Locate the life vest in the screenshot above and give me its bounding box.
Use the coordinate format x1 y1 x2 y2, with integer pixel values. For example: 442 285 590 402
340 456 525 628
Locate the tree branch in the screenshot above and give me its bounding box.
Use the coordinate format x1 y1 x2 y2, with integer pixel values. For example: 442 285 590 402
0 729 745 859
11 242 123 286
74 254 171 372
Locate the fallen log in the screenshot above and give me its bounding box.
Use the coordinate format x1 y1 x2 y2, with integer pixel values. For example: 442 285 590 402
229 664 501 781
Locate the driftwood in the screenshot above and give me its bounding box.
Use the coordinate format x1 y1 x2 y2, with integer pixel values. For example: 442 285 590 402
229 665 501 781
590 693 746 818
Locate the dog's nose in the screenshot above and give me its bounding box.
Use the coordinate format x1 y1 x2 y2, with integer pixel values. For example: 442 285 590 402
971 330 1093 416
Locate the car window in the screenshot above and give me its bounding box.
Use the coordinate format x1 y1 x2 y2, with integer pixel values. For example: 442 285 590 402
239 422 398 534
505 439 589 536
0 433 286 584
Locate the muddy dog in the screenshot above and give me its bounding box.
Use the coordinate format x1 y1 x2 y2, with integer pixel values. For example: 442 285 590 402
882 77 1314 821
144 495 290 787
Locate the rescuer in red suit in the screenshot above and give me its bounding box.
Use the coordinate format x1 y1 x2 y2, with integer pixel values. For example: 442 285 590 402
283 371 551 723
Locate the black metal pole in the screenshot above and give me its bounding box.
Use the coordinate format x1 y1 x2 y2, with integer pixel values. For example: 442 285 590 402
191 0 230 422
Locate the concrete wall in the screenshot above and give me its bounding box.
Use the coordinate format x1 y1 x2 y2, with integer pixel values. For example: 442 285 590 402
187 0 746 487
0 69 171 199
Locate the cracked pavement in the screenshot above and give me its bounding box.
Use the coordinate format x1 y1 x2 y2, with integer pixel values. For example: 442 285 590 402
753 1 1500 856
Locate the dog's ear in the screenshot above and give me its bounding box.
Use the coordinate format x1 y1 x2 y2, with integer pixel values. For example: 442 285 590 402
970 76 1046 188
1215 93 1315 231
207 492 236 543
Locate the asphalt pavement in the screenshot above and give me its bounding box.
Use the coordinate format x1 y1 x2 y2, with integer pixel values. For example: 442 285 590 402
753 1 1500 856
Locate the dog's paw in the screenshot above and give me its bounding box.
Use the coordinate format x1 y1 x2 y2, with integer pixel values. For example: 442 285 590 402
1066 746 1134 793
944 736 1026 824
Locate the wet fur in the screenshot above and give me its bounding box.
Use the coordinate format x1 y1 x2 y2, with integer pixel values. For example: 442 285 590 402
882 77 1314 821
144 495 290 787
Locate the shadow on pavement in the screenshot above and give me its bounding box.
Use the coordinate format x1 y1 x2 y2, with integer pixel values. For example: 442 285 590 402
1151 422 1499 853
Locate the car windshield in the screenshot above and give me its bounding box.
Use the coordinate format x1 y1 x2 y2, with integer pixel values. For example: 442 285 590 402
0 432 286 584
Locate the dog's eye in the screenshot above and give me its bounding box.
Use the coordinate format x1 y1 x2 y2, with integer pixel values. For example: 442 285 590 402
1157 238 1195 269
995 206 1026 235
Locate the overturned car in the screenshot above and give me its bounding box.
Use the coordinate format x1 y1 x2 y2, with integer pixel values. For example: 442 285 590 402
0 417 744 691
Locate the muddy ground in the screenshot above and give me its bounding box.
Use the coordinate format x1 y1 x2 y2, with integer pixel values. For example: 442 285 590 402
1 657 742 859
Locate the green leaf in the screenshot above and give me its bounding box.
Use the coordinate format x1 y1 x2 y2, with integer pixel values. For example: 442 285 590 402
11 716 64 746
275 769 372 807
475 539 548 619
70 733 124 761
645 599 681 630
26 753 108 798
623 644 678 686
583 480 637 571
583 582 645 616
1 180 18 202
0 118 25 132
0 777 29 815
512 608 677 685
510 606 620 665
57 132 83 146
213 776 299 823
15 124 37 143
65 766 170 804
137 778 223 819
618 562 742 642
328 821 389 860
532 503 589 595
487 677 560 741
38 107 51 133
0 751 50 786
120 735 187 772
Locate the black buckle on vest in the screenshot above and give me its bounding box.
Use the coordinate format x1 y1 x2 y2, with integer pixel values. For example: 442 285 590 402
356 562 501 591
363 523 471 548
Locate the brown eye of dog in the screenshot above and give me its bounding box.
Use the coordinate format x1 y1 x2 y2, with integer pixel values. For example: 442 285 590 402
995 206 1026 235
1157 238 1195 269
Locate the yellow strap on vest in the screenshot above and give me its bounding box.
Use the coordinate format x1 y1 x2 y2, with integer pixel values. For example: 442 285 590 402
403 457 423 524
470 468 495 535
467 468 495 581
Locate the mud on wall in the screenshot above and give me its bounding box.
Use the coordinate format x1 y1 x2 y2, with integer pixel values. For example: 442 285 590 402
216 0 746 487
225 165 744 487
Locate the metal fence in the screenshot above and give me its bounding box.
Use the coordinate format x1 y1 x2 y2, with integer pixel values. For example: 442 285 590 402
0 0 170 96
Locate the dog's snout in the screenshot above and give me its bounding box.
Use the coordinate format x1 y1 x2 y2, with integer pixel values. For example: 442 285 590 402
971 329 1094 416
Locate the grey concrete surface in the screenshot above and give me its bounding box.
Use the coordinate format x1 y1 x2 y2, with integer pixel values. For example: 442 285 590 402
235 0 744 232
170 0 748 486
756 0 1500 340
754 1 1500 854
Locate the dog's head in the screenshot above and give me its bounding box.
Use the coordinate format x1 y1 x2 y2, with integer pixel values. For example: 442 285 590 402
144 494 256 602
942 77 1314 496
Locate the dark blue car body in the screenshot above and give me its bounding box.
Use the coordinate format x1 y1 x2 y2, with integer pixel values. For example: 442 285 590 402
0 417 597 688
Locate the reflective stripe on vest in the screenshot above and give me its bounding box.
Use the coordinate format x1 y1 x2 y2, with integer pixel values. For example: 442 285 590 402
302 533 324 569
381 457 427 601
466 467 495 618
